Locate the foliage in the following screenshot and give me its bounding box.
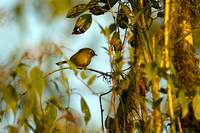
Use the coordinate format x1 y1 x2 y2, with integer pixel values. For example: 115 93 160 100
0 0 200 132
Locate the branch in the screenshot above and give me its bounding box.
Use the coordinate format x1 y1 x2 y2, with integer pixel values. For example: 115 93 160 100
26 121 36 133
99 89 113 133
44 66 132 79
44 67 112 78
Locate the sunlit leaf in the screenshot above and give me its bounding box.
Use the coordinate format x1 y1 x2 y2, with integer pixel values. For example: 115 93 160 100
60 70 69 92
192 94 200 120
45 103 57 123
81 97 91 124
143 62 158 82
121 4 132 17
67 4 88 18
67 59 78 75
72 14 92 34
87 75 96 86
99 24 111 39
29 66 45 97
20 90 35 119
178 90 189 118
1 85 18 114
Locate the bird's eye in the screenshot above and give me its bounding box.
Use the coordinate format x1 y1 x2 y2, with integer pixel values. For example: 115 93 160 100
90 50 96 56
90 50 93 54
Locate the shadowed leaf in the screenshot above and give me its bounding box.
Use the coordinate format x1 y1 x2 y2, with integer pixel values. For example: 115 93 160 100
66 4 88 18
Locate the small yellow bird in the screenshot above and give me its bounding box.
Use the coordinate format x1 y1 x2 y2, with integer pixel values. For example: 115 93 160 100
56 48 97 67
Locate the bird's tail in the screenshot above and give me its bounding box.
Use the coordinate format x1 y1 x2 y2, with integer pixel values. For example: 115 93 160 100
56 61 67 65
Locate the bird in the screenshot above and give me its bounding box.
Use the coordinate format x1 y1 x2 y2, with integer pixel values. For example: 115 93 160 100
56 48 97 67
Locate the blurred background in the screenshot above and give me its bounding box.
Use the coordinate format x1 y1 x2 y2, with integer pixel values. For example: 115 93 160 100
0 0 116 132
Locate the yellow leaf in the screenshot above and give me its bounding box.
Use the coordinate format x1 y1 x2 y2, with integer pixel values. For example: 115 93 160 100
87 75 96 86
178 90 189 118
29 66 45 97
0 84 18 114
48 0 72 16
143 62 158 82
80 71 88 80
45 104 57 124
20 90 35 119
192 94 200 120
81 97 91 124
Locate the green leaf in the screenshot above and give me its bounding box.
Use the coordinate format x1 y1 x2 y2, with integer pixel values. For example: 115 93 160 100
80 71 88 79
72 14 92 34
67 59 79 75
66 4 88 18
192 94 200 120
20 90 35 119
98 24 111 39
143 62 158 82
29 66 45 97
81 97 91 124
45 104 57 123
1 85 18 114
87 75 96 86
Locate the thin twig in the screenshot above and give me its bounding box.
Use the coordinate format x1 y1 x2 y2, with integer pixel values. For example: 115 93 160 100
26 121 36 133
44 67 112 78
44 66 131 79
99 89 113 133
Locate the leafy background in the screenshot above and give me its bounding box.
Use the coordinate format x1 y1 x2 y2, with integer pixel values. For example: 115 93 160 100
1 0 200 132
0 0 115 132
